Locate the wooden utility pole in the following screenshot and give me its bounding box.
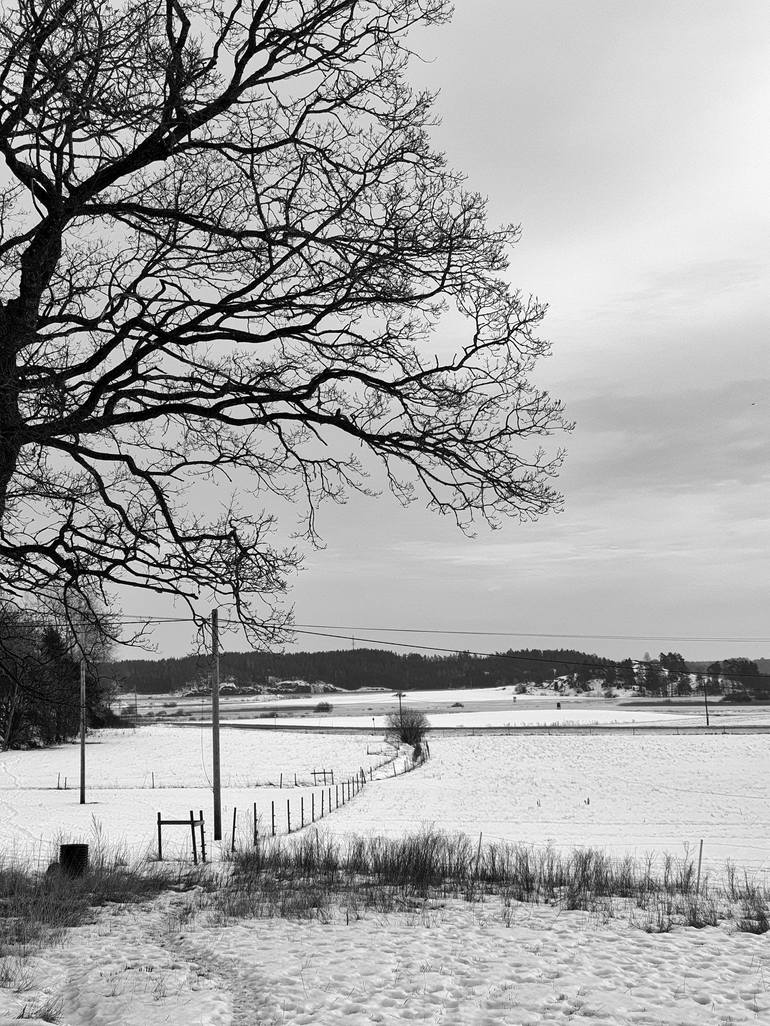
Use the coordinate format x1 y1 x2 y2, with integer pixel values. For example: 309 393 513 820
211 608 222 839
79 657 86 805
703 674 710 728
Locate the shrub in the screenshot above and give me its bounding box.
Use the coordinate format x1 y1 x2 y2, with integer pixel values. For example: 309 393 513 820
386 707 428 747
314 702 333 713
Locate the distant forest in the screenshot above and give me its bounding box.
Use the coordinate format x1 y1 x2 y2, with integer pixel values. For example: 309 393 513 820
108 647 616 695
106 647 770 698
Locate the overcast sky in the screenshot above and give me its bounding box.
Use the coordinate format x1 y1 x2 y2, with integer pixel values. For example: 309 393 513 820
123 0 770 664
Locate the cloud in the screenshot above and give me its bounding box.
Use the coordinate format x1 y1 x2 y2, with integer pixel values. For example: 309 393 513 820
563 380 770 497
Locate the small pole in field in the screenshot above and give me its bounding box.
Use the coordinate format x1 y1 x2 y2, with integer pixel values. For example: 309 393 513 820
231 806 237 852
271 800 275 836
321 790 325 817
335 784 339 808
703 676 710 727
253 802 258 846
199 810 206 862
294 772 297 787
57 773 60 790
696 839 704 894
287 799 291 833
301 796 304 827
152 772 155 789
328 786 331 812
311 793 315 822
157 812 163 860
280 772 283 788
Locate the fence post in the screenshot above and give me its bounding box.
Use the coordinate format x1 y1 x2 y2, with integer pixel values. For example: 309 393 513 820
301 796 304 828
321 790 325 817
190 810 198 865
253 802 258 846
231 806 237 853
335 784 339 809
287 799 291 833
157 812 163 861
271 801 275 837
200 810 206 862
312 793 315 822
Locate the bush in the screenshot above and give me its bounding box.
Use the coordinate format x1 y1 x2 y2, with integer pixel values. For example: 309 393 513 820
314 702 333 713
386 707 428 747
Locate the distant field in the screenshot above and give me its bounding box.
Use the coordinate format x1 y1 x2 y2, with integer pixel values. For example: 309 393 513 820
128 686 751 731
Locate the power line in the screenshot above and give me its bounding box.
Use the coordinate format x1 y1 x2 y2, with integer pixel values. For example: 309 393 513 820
294 624 770 645
286 627 770 681
2 610 769 679
6 610 770 645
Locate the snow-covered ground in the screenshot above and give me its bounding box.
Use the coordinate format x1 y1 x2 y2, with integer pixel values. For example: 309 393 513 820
2 695 770 1025
4 893 770 1026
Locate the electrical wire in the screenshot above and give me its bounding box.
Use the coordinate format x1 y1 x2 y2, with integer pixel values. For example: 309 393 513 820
2 609 769 679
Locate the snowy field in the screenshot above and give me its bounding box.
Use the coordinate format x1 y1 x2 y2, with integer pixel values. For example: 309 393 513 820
2 701 770 1024
3 721 769 876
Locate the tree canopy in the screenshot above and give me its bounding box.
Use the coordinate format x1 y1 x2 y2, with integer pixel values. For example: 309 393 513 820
0 0 569 643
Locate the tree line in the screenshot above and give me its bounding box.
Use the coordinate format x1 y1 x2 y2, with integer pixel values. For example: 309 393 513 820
108 647 769 700
0 606 116 749
110 647 615 695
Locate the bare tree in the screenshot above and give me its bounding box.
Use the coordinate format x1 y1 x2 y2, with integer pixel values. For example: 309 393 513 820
0 0 570 644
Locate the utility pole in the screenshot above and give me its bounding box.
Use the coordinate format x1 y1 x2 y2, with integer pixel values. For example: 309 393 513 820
211 608 222 839
79 656 86 805
703 673 710 728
